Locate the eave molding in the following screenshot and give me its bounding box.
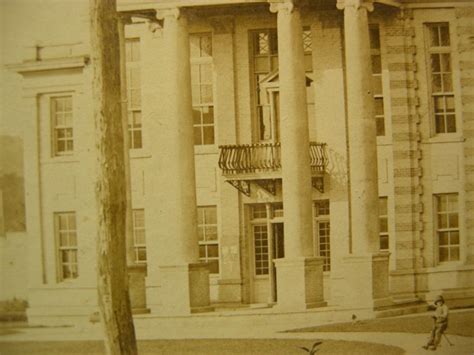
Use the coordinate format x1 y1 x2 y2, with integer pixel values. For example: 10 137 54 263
7 55 89 75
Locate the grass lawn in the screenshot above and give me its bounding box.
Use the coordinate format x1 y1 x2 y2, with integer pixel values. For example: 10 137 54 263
288 309 474 337
0 339 403 355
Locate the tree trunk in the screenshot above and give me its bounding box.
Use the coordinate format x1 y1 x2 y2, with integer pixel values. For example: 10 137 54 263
89 0 138 354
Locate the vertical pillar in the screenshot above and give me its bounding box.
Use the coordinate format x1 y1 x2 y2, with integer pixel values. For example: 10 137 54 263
153 7 211 315
336 0 391 309
269 0 325 311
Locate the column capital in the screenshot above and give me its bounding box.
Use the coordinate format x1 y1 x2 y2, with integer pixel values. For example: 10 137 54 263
269 0 295 14
336 0 374 12
155 7 181 21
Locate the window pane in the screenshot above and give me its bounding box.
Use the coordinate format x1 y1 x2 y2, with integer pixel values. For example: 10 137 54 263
69 232 77 246
197 226 205 241
255 57 270 72
202 106 214 124
256 32 269 55
431 54 441 72
441 54 451 72
432 74 442 92
442 74 452 92
207 245 219 258
137 248 147 262
435 115 445 134
448 213 458 228
369 27 381 49
190 35 201 58
204 207 217 224
450 231 459 245
450 247 459 261
60 232 68 246
439 247 448 262
203 126 215 145
375 98 384 116
371 55 381 74
205 226 217 241
429 26 440 47
200 35 212 57
372 76 383 95
194 127 203 145
269 31 278 54
208 260 219 274
434 96 445 112
199 245 206 258
440 25 450 46
439 231 449 245
193 108 202 125
133 131 142 149
376 116 385 136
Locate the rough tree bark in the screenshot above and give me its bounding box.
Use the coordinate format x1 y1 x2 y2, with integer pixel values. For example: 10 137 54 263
89 0 138 354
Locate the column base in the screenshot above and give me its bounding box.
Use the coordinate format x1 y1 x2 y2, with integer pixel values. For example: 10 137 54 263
128 264 148 312
274 257 326 311
158 262 212 315
342 252 392 309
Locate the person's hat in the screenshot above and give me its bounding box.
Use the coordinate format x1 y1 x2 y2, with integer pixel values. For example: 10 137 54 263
434 295 445 305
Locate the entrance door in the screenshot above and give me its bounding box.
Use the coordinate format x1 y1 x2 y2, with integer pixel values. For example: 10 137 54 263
270 222 284 302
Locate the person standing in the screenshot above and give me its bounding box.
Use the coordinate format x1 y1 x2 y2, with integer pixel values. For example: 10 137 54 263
423 295 449 351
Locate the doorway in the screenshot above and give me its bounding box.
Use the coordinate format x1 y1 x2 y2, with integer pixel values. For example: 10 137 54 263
271 222 284 302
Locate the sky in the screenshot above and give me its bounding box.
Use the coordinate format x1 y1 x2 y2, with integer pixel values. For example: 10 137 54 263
0 0 89 138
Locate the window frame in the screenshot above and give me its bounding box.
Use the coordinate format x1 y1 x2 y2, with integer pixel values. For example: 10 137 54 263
132 209 147 264
197 205 220 275
190 33 216 147
434 193 460 264
313 200 331 272
125 38 143 150
424 22 458 136
50 95 74 157
378 197 389 252
54 211 78 282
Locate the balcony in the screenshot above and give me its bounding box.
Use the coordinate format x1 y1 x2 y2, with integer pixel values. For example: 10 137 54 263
218 142 328 196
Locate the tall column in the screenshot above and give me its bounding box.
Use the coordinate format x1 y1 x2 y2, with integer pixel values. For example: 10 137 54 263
337 0 391 309
152 7 211 315
269 0 325 311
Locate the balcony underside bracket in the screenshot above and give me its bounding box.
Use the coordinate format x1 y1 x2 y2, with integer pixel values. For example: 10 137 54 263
227 180 251 197
312 176 325 193
255 179 278 195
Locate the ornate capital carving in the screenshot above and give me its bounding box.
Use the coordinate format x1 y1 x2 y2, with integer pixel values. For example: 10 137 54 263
209 16 235 35
336 0 374 12
155 7 181 21
269 0 295 14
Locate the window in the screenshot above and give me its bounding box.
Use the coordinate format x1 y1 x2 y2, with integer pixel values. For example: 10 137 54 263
126 38 142 149
250 29 312 142
370 26 385 136
190 34 215 145
51 96 73 155
379 197 389 251
254 224 269 275
55 212 78 280
426 23 456 134
197 206 219 273
132 209 146 263
314 200 330 272
435 194 460 262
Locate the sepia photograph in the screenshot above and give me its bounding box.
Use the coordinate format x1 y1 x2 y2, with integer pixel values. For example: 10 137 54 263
0 0 473 354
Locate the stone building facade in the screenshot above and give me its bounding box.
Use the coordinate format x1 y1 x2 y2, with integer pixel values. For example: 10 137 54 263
10 0 474 325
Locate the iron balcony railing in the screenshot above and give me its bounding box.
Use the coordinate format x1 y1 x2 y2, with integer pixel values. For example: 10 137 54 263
218 142 327 175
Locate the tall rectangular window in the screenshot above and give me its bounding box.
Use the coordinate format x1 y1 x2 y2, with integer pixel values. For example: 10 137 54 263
51 96 73 155
370 25 385 136
126 38 142 149
250 29 312 142
55 212 78 280
314 200 330 272
197 206 219 273
379 197 389 251
190 34 215 145
427 23 456 134
132 209 146 264
435 194 460 262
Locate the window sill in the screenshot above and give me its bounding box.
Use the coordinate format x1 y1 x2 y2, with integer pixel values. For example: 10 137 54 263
194 145 219 155
424 262 472 273
129 149 151 159
376 136 392 146
41 156 79 165
424 134 465 145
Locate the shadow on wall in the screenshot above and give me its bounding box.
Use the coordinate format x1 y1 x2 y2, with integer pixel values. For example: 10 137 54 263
0 135 25 232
